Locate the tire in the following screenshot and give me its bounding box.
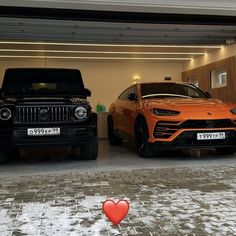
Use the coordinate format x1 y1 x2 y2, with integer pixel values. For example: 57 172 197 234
80 135 98 160
0 150 10 164
216 147 236 155
107 116 123 145
134 117 154 158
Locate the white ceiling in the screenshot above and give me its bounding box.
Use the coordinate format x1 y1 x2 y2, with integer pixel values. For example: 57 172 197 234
0 0 236 15
0 1 235 61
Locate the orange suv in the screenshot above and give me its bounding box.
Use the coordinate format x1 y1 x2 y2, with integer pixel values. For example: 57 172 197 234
107 82 236 157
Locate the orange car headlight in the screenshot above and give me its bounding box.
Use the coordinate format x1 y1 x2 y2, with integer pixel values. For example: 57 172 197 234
152 108 180 116
230 108 236 114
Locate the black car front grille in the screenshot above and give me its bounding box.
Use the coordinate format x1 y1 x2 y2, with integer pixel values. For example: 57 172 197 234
15 106 71 123
181 119 234 129
153 119 235 139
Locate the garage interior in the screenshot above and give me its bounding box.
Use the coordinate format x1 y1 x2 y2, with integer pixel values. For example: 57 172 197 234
1 1 236 235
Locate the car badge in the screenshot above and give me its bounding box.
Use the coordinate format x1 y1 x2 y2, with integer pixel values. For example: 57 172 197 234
207 112 211 116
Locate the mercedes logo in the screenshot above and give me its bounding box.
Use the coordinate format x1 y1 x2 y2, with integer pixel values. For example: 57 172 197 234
38 108 50 122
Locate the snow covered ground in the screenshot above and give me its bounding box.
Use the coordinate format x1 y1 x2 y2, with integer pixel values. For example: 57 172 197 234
0 166 236 235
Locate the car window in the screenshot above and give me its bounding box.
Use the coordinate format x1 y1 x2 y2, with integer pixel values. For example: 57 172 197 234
118 85 137 101
2 69 85 97
141 83 207 99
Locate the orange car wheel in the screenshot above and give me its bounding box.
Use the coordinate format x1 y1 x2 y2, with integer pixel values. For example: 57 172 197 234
134 117 154 158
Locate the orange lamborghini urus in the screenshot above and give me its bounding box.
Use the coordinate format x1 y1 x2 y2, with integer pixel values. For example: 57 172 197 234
107 82 236 157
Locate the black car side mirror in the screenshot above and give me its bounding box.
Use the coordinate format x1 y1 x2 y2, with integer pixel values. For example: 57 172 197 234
85 88 91 97
128 93 137 101
205 91 212 98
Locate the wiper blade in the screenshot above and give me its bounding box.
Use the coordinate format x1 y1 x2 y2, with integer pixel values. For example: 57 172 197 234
142 93 191 98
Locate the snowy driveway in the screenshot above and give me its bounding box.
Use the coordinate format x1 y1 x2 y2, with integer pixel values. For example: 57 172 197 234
0 141 236 235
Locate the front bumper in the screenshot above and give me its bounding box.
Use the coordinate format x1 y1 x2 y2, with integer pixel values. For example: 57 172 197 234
0 125 96 148
150 129 236 151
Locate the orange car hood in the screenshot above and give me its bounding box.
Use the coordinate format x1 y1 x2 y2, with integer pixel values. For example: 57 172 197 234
145 98 232 112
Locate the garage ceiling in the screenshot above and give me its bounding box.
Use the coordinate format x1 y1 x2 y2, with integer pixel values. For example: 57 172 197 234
0 2 235 61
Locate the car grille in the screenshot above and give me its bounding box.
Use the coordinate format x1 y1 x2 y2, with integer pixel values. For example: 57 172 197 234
181 119 234 129
15 106 71 123
153 119 235 139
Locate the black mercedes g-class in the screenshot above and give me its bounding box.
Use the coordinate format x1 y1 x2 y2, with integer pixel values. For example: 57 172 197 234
0 68 98 163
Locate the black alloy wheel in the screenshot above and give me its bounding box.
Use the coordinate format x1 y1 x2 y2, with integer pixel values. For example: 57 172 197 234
135 118 154 158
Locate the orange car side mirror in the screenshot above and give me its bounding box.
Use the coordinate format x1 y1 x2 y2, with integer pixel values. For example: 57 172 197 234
128 93 137 101
205 91 212 98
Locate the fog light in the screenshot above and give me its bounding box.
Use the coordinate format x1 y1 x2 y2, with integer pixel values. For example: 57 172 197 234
0 108 11 120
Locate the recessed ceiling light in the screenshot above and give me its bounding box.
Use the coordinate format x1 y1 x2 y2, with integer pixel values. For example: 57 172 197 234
0 55 191 60
0 49 205 55
0 41 223 48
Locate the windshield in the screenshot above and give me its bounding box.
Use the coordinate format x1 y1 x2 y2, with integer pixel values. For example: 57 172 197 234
2 69 85 97
141 83 208 99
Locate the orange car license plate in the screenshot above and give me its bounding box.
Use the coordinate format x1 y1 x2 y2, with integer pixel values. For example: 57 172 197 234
197 132 225 140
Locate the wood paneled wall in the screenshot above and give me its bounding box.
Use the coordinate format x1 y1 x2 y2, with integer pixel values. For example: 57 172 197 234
182 56 236 102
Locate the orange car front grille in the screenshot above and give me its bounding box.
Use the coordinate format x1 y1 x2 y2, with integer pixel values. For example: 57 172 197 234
153 119 235 139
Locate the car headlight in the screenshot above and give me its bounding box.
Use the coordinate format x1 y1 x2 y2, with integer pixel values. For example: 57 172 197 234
75 106 87 119
0 108 12 120
152 108 180 116
230 108 236 114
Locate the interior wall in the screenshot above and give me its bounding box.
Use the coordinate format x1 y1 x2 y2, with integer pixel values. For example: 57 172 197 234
182 56 236 103
184 43 236 71
0 59 183 110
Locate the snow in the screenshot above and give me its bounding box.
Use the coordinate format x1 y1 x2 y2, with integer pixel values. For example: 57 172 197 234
11 196 120 236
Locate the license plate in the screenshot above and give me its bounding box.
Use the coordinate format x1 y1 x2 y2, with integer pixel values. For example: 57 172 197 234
27 128 60 136
197 132 225 140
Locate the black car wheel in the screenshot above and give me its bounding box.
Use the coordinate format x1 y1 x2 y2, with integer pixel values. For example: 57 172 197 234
0 150 10 164
134 118 154 158
216 147 236 155
80 135 98 160
107 116 123 145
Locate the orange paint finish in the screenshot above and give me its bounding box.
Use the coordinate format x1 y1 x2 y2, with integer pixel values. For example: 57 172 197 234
108 82 236 150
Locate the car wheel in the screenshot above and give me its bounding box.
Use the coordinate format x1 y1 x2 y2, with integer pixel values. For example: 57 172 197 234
107 116 123 145
135 118 154 158
216 147 236 155
80 135 98 160
0 150 10 164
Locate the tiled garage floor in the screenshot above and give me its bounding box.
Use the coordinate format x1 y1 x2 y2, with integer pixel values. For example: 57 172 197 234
0 142 236 235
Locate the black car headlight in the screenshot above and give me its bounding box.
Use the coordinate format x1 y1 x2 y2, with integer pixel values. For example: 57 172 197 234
0 108 12 121
75 106 87 119
152 108 180 116
230 108 236 114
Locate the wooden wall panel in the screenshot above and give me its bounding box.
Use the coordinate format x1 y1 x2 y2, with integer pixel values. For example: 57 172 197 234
182 56 236 103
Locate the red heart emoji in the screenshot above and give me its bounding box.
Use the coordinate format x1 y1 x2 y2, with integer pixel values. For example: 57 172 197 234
102 200 129 225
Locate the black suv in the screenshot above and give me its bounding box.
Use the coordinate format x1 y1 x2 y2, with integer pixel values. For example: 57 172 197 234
0 68 98 163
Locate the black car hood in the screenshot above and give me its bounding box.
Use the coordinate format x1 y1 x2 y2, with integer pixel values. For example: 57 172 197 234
0 96 89 106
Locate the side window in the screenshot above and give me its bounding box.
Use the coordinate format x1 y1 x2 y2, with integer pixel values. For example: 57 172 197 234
118 88 130 100
129 86 137 96
118 86 137 101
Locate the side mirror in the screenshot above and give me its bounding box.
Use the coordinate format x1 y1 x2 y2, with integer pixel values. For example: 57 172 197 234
205 91 212 98
85 88 91 97
128 93 137 101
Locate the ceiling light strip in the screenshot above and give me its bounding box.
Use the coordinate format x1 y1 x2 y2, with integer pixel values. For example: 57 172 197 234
0 55 191 60
0 49 205 55
0 41 222 48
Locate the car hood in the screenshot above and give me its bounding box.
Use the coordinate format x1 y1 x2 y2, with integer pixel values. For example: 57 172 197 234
0 96 89 106
144 98 234 112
